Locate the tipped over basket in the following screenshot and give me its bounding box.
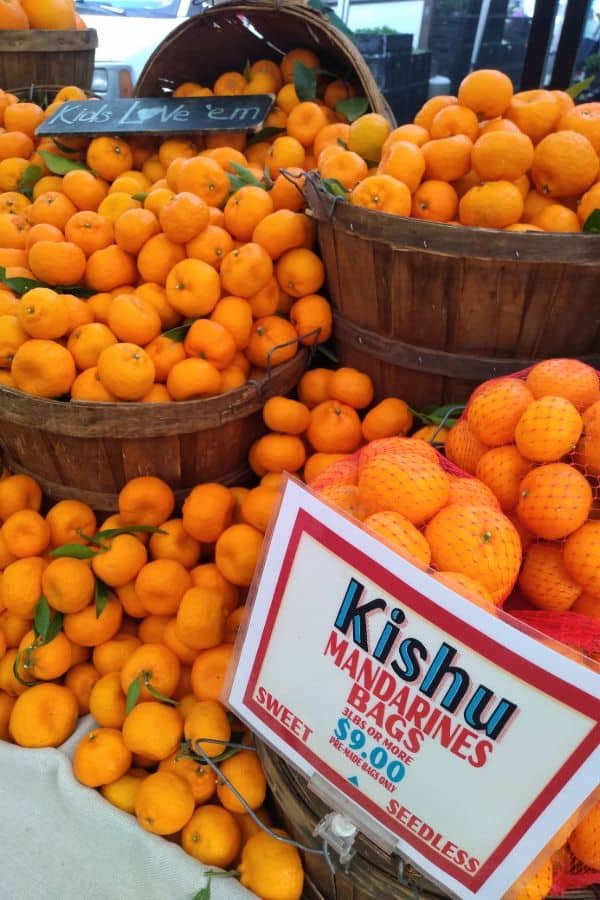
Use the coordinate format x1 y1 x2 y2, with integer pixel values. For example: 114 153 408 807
304 174 600 409
135 0 392 120
0 351 307 512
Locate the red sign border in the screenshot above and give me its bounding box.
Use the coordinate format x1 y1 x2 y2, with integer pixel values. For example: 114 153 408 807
242 504 600 893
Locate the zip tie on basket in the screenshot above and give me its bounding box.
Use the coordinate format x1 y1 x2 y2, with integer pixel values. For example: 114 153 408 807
264 328 320 380
191 738 338 875
308 170 343 223
280 168 308 202
246 328 320 393
425 404 466 444
396 857 421 900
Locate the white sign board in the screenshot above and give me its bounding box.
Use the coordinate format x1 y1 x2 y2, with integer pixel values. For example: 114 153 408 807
228 478 600 899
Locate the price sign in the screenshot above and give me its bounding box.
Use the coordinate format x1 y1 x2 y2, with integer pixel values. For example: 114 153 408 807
227 478 600 900
36 95 274 137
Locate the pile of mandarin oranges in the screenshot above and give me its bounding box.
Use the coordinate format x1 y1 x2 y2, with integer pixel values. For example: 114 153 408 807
0 464 306 898
0 49 343 403
324 70 600 231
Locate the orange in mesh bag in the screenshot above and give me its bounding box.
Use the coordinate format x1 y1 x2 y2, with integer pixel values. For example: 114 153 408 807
309 435 523 609
547 795 600 895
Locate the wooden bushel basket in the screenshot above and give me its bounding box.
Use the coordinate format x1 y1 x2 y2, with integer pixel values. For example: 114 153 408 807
0 351 307 512
304 174 600 409
134 0 392 121
0 30 98 92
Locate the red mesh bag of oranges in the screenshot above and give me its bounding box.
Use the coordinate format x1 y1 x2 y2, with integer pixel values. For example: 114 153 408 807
306 358 600 896
442 356 600 896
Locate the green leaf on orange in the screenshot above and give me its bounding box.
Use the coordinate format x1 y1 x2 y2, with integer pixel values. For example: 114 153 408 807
94 578 110 619
17 164 43 199
321 178 349 197
162 323 192 342
93 525 167 541
583 208 600 233
39 150 89 175
566 76 594 100
336 96 369 122
49 543 98 559
33 596 51 640
293 61 317 102
125 675 142 715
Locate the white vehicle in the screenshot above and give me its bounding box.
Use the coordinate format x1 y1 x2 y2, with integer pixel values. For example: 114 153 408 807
75 0 205 97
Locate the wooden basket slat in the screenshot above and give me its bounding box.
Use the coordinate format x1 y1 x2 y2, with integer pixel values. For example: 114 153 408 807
540 269 600 356
380 243 404 338
3 424 63 483
441 259 464 367
135 0 392 121
316 223 341 309
336 230 377 327
305 176 600 406
459 258 514 353
179 431 201 487
120 437 169 484
490 264 525 356
101 438 127 494
83 435 120 493
189 426 219 482
373 241 395 337
49 435 95 492
51 435 84 488
0 352 307 511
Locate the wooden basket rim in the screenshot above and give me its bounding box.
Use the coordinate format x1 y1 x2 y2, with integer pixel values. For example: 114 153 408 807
5 458 253 512
0 349 308 438
8 84 99 99
134 0 393 121
304 174 600 265
0 29 98 50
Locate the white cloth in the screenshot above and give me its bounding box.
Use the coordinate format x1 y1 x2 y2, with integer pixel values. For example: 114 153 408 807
0 715 256 900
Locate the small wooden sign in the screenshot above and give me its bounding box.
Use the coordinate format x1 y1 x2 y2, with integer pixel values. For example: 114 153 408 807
36 95 275 137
